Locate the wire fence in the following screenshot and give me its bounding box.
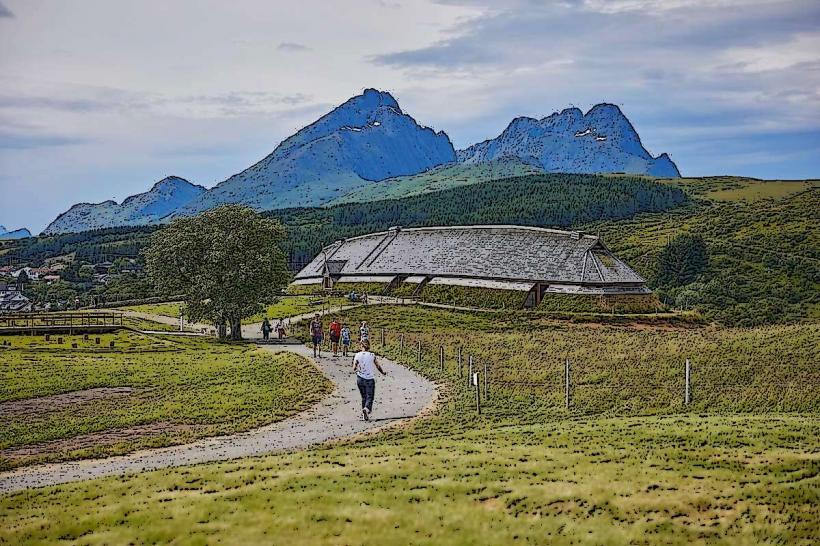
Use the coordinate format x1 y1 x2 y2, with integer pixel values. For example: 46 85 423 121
321 327 819 415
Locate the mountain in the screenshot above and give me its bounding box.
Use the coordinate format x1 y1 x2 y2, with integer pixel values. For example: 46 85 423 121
43 176 205 235
457 104 680 177
328 157 543 205
173 88 456 217
0 226 32 240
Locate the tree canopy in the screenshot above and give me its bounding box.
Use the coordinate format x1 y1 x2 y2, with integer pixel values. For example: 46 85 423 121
654 233 709 288
144 206 290 339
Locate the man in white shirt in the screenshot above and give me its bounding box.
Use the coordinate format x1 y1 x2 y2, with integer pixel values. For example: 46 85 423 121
353 340 387 421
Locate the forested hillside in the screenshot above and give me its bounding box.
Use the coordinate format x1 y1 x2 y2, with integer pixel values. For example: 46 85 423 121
270 173 687 266
1 226 157 268
591 178 819 326
6 175 816 327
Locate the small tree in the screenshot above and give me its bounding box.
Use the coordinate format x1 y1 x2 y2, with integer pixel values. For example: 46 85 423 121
15 269 29 290
654 234 709 288
144 205 290 340
78 264 95 280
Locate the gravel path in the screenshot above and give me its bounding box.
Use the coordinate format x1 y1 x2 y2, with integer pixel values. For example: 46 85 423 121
0 341 437 494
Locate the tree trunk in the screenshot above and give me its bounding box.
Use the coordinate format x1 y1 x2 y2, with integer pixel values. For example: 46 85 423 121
229 317 243 341
216 320 227 340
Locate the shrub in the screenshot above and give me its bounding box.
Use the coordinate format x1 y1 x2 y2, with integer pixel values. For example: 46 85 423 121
536 293 663 314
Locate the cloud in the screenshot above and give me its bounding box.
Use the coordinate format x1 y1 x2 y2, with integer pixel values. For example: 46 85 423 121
0 2 13 18
277 42 312 52
0 131 87 149
0 87 316 119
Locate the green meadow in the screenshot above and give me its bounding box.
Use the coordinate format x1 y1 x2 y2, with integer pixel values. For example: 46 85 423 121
0 331 330 470
121 295 350 326
1 305 817 544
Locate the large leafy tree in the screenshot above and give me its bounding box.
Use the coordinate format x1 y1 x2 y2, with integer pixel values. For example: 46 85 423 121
654 233 709 288
144 205 290 340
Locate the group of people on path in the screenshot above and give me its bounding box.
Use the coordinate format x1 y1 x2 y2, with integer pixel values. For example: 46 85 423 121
260 317 287 341
308 314 386 421
309 315 370 359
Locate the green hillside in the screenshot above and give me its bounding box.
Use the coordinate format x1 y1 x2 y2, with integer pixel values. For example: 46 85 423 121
7 175 817 327
3 306 817 545
270 173 688 265
588 178 819 326
327 158 543 204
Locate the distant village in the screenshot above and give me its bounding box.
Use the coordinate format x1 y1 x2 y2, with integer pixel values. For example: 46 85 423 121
0 257 146 312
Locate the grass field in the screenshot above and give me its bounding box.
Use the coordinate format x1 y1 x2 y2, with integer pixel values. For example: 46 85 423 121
703 178 819 202
1 304 817 544
120 296 349 325
120 302 184 318
0 332 331 470
2 414 815 545
121 314 189 332
242 296 349 324
325 305 820 416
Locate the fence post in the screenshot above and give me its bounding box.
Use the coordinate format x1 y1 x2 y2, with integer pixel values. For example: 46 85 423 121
474 372 481 415
417 339 422 363
468 355 473 388
484 361 489 402
685 358 691 405
565 358 571 410
439 345 444 372
380 327 385 347
458 346 463 377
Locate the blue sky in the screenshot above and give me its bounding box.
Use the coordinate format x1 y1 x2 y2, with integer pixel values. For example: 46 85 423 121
0 0 818 233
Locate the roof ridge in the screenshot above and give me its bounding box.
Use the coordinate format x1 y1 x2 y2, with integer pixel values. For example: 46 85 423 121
327 224 598 248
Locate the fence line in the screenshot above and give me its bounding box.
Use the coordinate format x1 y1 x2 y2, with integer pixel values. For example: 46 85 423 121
349 327 813 415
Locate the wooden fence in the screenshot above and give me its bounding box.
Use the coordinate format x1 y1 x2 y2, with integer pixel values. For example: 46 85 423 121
0 312 123 334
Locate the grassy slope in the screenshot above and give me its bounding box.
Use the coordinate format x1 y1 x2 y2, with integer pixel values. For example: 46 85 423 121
120 302 184 317
2 415 815 545
587 177 819 326
327 158 543 205
120 297 350 325
242 296 349 324
0 332 331 469
2 305 817 545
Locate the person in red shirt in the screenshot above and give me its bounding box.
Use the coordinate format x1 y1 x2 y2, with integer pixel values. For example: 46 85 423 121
329 317 342 357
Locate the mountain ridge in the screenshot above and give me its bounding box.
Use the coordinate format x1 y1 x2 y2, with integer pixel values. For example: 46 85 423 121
42 176 205 235
42 91 681 234
457 103 680 177
0 226 32 240
172 88 456 217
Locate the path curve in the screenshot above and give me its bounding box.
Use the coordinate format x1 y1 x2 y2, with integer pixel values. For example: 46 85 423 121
0 342 437 494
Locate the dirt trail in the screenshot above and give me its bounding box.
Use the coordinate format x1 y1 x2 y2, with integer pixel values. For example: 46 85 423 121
0 340 437 494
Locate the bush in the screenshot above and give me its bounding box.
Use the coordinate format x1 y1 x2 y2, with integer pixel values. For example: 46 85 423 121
536 293 663 314
392 282 421 297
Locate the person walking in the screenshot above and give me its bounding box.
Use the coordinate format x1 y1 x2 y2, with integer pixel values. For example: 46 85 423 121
340 323 352 357
309 314 324 358
353 340 386 421
359 320 370 342
276 318 286 340
261 317 272 341
329 317 341 357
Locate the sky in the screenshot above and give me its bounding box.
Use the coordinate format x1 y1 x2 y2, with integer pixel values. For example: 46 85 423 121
1 0 818 234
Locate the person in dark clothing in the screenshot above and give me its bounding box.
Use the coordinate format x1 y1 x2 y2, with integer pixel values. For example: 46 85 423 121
309 314 324 358
261 318 272 341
